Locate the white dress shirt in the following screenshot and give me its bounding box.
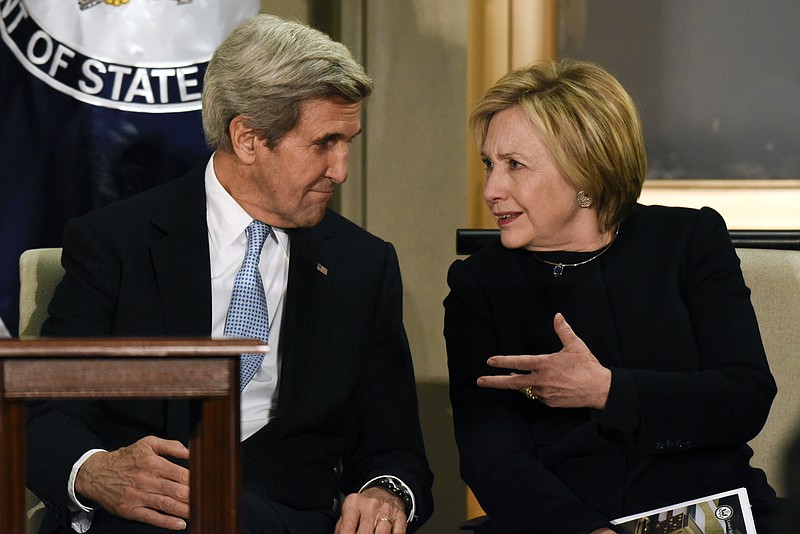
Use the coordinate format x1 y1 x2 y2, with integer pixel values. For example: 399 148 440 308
205 154 290 440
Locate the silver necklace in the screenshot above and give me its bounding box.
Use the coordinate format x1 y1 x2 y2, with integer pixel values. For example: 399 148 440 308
533 229 619 277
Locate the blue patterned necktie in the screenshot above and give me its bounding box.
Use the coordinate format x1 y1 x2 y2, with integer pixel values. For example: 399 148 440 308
224 220 271 392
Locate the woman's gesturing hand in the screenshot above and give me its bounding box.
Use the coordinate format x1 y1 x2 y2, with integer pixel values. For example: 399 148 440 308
477 313 612 410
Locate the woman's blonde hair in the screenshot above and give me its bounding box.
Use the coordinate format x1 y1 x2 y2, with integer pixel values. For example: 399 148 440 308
469 59 646 232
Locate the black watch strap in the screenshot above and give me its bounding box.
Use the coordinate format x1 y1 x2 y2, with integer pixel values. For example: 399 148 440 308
365 476 412 516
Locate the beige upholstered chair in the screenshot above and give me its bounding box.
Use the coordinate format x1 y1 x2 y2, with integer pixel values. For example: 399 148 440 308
740 247 800 496
19 248 64 339
18 248 63 533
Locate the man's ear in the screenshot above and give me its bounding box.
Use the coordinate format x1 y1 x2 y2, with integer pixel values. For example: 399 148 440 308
229 115 265 164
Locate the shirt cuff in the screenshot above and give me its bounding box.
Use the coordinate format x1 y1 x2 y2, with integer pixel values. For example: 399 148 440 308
68 449 106 512
359 475 417 524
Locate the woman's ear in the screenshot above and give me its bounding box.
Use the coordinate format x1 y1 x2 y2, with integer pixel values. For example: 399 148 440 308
229 115 261 164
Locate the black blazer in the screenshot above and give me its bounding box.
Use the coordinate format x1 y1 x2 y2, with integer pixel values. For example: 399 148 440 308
27 164 433 532
444 204 776 534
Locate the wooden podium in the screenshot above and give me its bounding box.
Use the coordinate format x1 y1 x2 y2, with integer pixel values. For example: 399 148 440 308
0 338 268 534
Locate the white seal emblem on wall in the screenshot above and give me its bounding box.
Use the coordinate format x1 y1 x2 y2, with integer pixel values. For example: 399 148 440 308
0 0 259 112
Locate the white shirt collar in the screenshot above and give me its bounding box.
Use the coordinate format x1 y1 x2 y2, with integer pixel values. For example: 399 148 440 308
204 153 289 255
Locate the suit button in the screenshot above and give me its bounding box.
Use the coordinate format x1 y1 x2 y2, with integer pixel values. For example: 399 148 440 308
656 441 665 451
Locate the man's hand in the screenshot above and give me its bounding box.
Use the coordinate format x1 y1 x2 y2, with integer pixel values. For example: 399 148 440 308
75 435 190 531
335 487 407 533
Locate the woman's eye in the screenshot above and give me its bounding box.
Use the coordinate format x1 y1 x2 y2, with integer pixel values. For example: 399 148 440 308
509 159 522 170
482 159 494 171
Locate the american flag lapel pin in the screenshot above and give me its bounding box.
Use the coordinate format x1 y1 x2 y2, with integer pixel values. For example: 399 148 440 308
316 263 328 276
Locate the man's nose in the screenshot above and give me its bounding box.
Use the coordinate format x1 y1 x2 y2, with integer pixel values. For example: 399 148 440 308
326 144 349 184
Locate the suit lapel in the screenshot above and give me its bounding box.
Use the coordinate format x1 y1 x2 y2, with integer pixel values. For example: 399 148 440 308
149 169 212 336
276 222 332 417
241 218 333 460
141 168 211 444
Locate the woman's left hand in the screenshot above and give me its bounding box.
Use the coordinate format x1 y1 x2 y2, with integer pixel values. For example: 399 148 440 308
477 313 612 410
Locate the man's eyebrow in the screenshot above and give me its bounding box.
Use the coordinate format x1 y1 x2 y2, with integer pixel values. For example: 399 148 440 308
314 128 363 144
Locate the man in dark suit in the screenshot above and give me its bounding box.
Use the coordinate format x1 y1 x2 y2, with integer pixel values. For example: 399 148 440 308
26 14 432 534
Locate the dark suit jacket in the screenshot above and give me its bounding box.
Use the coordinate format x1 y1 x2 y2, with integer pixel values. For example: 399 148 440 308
27 164 433 532
444 204 777 534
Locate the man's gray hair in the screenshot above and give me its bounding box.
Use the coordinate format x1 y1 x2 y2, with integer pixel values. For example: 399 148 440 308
202 14 373 152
